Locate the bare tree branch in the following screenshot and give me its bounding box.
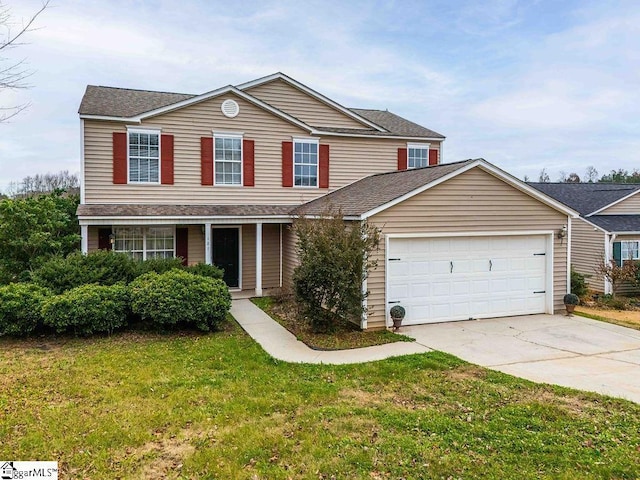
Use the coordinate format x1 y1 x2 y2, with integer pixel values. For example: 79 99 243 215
0 0 50 122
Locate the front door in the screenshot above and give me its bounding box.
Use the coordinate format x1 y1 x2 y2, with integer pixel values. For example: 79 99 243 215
212 228 240 288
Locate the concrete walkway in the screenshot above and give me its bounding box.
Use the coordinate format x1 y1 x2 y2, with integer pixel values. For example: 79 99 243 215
231 299 640 403
230 299 430 364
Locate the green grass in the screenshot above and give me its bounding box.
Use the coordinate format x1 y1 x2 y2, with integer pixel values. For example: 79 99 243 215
252 296 411 350
574 309 640 331
1 318 640 479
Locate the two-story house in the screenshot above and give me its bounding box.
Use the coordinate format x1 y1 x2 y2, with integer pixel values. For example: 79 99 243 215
78 72 575 330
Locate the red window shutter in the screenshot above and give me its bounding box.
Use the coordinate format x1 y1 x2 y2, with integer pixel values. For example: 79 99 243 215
243 139 255 187
201 137 214 186
176 227 188 266
397 147 408 170
113 132 128 184
429 148 438 166
319 144 330 188
161 134 174 184
282 141 293 187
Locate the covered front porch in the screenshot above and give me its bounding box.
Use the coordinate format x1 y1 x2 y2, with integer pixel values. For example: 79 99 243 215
77 204 298 298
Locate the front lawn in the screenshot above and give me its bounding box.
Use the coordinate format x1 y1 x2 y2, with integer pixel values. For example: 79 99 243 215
576 305 640 331
1 319 639 479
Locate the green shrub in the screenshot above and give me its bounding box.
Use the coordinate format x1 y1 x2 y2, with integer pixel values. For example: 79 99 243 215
129 270 230 331
186 262 224 279
32 250 137 294
42 284 129 336
293 211 380 332
134 257 186 277
570 267 588 298
0 283 51 336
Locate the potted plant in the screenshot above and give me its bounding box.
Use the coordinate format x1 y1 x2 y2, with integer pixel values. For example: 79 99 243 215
563 293 579 315
390 305 406 330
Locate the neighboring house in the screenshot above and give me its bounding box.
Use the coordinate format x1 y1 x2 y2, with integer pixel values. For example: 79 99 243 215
530 182 640 295
78 72 575 330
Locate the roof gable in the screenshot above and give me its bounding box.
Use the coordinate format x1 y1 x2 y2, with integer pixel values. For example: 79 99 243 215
294 159 576 219
237 72 385 131
528 183 640 216
78 73 442 140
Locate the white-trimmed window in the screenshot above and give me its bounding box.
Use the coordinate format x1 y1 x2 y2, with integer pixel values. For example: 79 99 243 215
408 143 430 169
128 129 160 183
113 227 175 260
215 134 242 185
621 241 640 262
294 138 318 187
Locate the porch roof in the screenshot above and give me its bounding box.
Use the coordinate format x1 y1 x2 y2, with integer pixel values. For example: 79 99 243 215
77 204 297 218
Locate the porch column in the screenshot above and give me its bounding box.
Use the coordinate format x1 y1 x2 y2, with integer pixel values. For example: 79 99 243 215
204 223 212 265
81 225 88 254
255 222 263 297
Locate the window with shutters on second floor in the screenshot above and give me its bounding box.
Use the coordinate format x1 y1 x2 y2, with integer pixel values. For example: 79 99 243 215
294 138 318 187
214 134 242 186
407 143 430 169
128 129 160 183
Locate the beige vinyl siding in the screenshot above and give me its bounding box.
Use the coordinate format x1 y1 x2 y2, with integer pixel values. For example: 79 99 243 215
186 225 205 265
83 94 440 205
366 168 569 330
281 225 298 291
242 224 256 290
88 226 100 252
599 194 640 214
570 218 606 292
262 224 281 289
244 79 366 129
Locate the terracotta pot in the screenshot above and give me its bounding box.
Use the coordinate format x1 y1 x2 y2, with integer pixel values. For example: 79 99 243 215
565 304 576 315
392 316 403 329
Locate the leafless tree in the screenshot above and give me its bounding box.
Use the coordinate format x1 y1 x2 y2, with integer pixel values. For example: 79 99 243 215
6 170 79 197
0 1 49 122
565 172 581 183
584 166 598 183
595 255 637 298
538 168 550 183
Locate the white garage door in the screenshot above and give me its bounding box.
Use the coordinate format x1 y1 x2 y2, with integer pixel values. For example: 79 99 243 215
387 235 549 325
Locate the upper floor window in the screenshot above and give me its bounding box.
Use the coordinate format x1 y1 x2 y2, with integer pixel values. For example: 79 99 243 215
215 134 242 185
621 241 639 262
129 129 160 183
294 138 318 187
408 143 430 169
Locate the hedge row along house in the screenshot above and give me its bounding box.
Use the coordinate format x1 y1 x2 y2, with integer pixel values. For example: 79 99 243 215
78 72 576 330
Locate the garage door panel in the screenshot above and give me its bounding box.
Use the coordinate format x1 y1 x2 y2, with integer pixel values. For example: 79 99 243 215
388 234 549 325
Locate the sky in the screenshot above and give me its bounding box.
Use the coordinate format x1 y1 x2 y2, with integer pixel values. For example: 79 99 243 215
1 0 639 192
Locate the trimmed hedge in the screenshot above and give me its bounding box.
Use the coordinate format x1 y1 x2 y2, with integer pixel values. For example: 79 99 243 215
0 283 51 336
42 283 129 336
32 251 224 294
130 270 230 331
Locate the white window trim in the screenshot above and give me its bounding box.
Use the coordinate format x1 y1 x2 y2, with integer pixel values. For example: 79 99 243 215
113 226 176 260
621 240 640 262
293 137 319 188
213 132 244 187
407 142 430 169
127 127 162 185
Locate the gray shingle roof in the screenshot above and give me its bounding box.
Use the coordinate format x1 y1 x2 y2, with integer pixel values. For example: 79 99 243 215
293 159 476 217
78 84 443 139
77 204 297 217
586 215 640 233
528 182 640 216
349 108 445 139
78 85 196 117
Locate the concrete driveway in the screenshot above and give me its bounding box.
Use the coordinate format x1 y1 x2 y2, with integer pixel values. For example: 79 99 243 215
403 314 640 403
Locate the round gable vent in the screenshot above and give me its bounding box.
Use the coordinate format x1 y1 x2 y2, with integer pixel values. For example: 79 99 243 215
221 99 240 118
